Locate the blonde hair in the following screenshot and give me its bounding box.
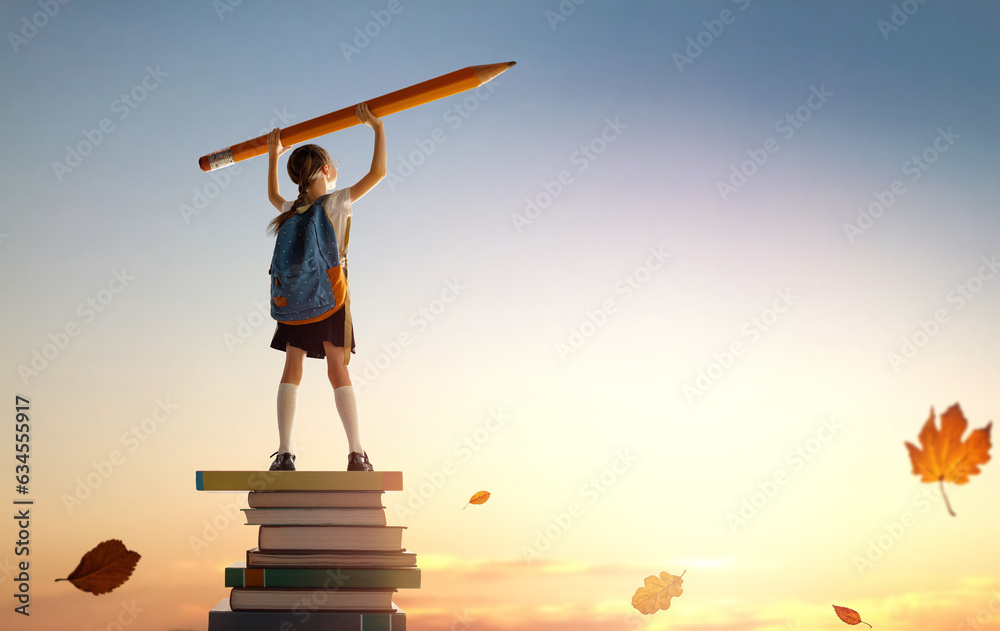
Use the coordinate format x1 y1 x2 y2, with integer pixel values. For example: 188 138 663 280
267 143 332 236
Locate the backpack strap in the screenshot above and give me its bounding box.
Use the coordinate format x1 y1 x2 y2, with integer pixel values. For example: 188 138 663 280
342 283 353 366
342 215 351 264
340 214 352 365
310 192 351 366
311 193 331 211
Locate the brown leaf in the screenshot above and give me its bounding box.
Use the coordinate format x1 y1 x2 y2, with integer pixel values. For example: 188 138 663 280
905 403 992 516
833 605 872 627
55 539 140 595
463 490 490 509
631 570 685 614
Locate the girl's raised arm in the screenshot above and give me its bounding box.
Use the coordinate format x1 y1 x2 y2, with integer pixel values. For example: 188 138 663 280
349 103 386 203
267 128 289 212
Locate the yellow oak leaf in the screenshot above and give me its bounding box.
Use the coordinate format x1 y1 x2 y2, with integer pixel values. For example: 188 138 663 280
631 570 685 614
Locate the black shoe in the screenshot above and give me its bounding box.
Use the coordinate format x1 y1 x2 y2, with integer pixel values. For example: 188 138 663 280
269 451 296 471
347 451 373 472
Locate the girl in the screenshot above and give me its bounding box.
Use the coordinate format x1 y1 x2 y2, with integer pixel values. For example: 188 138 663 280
264 102 386 472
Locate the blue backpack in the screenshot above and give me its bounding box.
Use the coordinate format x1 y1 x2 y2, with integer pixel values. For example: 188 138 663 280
269 194 353 362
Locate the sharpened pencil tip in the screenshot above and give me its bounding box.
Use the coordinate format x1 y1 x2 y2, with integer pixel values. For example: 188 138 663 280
508 61 517 67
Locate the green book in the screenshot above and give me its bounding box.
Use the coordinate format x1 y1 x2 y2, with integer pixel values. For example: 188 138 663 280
225 562 420 589
195 470 403 491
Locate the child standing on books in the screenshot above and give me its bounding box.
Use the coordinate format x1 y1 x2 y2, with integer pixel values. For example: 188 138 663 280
264 103 386 473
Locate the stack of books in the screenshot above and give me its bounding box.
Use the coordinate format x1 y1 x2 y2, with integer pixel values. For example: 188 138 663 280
196 469 417 630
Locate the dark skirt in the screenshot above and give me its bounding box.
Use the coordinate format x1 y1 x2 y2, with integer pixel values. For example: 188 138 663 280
270 306 356 359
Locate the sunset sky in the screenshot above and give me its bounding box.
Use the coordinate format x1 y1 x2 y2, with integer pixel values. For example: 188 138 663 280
2 1 999 630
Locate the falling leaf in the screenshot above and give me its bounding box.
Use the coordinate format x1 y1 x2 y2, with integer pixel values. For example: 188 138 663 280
833 605 872 627
631 570 685 614
55 539 140 595
463 490 490 509
905 403 992 516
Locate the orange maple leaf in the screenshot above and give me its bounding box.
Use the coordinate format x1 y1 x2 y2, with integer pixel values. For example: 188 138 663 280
833 605 872 627
631 570 685 614
905 403 992 516
463 490 490 509
55 539 140 595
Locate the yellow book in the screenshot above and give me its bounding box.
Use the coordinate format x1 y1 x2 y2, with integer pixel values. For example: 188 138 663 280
195 470 402 492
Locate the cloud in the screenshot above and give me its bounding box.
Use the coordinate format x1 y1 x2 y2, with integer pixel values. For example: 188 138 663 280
417 554 737 580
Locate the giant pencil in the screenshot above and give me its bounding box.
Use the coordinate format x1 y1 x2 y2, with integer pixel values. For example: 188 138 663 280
199 61 516 172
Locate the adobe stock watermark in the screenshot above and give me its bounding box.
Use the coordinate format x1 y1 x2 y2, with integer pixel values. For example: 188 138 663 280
672 0 752 73
727 417 842 533
391 407 509 523
180 107 295 224
843 126 959 243
510 116 628 233
385 79 504 192
189 443 317 554
51 65 169 182
340 0 410 63
544 0 587 31
284 572 363 626
716 84 833 202
887 253 998 372
62 397 180 514
877 0 928 41
622 609 651 631
18 268 136 385
520 448 638 563
189 499 243 556
683 287 798 404
449 609 476 631
956 589 1000 631
223 299 270 353
852 483 942 575
353 278 466 390
7 0 72 54
213 0 243 21
555 246 670 361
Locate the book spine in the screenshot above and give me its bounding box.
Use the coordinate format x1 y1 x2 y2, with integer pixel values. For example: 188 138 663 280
259 525 403 552
208 598 407 631
229 587 397 612
226 566 421 589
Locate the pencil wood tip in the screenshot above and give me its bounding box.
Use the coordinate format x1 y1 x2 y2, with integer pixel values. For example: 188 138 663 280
475 61 517 85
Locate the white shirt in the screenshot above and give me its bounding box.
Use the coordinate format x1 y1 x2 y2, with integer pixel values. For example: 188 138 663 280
283 188 352 265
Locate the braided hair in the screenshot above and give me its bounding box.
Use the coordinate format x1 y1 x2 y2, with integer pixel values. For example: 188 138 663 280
267 143 332 236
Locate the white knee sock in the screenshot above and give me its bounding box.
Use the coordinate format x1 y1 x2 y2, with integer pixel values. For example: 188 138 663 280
334 385 364 454
277 382 298 454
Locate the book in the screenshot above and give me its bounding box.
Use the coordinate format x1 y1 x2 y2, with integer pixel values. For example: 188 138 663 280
196 470 403 491
225 562 421 589
259 525 405 552
248 490 385 508
243 507 388 526
229 587 397 612
247 546 418 568
209 598 407 630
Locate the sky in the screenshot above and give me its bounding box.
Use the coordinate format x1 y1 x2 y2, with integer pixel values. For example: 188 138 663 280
1 1 999 630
